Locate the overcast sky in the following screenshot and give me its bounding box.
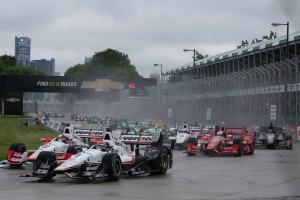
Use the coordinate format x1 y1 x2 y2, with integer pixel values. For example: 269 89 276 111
0 0 299 78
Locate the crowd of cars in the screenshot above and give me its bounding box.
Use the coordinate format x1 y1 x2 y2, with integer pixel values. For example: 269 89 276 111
165 122 293 157
0 116 294 183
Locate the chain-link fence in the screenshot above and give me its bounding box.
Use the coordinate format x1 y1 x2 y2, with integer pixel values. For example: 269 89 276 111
145 56 300 127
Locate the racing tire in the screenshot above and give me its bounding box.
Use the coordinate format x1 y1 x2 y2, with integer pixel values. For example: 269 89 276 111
233 136 241 145
187 137 197 156
248 139 255 154
239 143 244 156
66 145 82 154
157 148 169 174
233 138 243 157
7 143 27 167
284 132 293 150
187 137 198 146
9 143 26 153
99 153 122 181
77 164 87 176
33 151 57 179
285 132 292 140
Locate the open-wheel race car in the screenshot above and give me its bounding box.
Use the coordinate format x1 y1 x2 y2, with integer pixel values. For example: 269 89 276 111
186 128 215 156
255 127 293 149
26 127 89 163
21 129 173 181
2 127 89 169
174 127 201 149
186 128 255 157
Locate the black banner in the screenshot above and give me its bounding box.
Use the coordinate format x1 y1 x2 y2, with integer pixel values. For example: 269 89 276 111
0 75 156 95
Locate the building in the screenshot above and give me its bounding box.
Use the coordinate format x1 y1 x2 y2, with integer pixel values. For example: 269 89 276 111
26 59 56 101
163 32 300 82
150 73 160 80
30 58 55 76
85 56 92 64
15 36 31 66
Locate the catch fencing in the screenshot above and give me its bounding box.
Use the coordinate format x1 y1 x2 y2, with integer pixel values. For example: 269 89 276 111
146 56 300 128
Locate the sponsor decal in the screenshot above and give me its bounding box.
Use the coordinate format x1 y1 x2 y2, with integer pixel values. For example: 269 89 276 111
37 81 78 87
91 131 103 136
6 98 20 102
95 173 108 178
80 79 125 92
139 136 152 141
121 135 140 141
74 130 91 135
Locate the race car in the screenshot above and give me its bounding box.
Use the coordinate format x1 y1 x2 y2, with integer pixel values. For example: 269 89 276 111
186 128 215 156
255 127 293 149
21 130 173 180
186 128 255 157
174 127 201 149
27 128 89 163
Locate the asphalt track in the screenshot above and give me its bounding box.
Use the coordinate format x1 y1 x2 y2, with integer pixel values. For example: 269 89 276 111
0 143 300 200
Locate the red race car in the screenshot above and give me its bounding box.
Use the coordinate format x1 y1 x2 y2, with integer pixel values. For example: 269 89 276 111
186 128 255 157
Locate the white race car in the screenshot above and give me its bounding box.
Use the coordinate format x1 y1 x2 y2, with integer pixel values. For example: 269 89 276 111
22 130 173 181
27 128 89 163
175 127 201 149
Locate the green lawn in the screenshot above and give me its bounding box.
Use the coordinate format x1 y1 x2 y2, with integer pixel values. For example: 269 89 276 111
0 115 58 160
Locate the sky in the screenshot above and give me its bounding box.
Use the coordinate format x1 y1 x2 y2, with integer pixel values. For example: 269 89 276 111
0 0 300 78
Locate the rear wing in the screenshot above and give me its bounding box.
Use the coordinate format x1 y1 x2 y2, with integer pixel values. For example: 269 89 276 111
73 129 104 145
120 134 153 145
259 127 283 133
225 128 245 135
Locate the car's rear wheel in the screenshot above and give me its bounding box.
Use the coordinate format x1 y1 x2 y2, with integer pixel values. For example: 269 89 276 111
187 137 197 156
7 143 27 167
285 132 293 150
249 139 255 154
158 149 169 174
66 145 82 154
9 143 26 153
187 137 198 145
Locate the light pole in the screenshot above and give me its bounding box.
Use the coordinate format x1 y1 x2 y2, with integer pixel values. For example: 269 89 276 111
154 64 163 81
272 22 289 59
183 49 196 66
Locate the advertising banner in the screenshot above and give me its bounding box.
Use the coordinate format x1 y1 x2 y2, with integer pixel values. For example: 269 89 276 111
270 105 276 120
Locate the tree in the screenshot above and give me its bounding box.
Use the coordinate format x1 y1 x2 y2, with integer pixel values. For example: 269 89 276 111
195 51 209 60
0 55 16 66
0 54 44 75
64 64 86 77
62 49 143 103
65 48 142 79
237 31 277 49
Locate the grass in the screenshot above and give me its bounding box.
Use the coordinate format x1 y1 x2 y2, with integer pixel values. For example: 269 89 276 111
0 115 58 160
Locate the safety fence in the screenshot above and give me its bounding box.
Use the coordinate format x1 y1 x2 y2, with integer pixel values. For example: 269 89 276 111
146 56 300 128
